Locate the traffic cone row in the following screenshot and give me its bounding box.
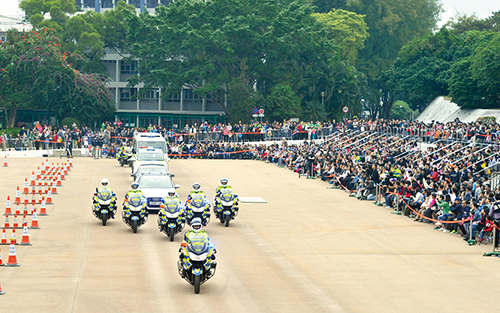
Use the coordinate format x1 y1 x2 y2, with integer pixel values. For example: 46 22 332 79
0 156 74 281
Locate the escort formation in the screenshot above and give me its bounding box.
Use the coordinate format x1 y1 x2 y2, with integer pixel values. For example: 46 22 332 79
91 132 240 294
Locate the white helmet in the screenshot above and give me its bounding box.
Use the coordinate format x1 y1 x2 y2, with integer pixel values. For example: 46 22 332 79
101 178 109 187
192 182 201 191
220 178 228 186
131 182 139 189
191 218 202 232
167 188 176 197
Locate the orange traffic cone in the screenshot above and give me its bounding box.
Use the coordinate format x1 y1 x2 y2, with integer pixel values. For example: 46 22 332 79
39 201 48 216
51 181 58 194
10 228 17 245
0 281 5 294
23 178 29 194
46 191 53 205
14 204 19 216
60 171 65 180
15 186 21 203
68 158 73 167
0 247 3 266
36 167 41 180
5 196 12 215
37 184 42 195
4 214 9 229
5 240 20 267
12 214 18 229
1 228 6 245
23 194 28 206
30 210 40 229
45 159 49 171
3 156 7 167
23 205 28 216
31 171 36 186
19 224 32 246
56 175 62 187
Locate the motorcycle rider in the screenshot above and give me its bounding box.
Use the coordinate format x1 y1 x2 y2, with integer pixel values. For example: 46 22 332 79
214 178 239 218
159 188 185 226
123 182 147 217
185 182 210 223
93 178 117 218
178 217 216 278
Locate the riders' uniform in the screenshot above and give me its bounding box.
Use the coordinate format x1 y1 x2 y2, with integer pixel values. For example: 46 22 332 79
178 230 212 270
213 185 239 214
185 190 210 222
159 195 185 224
93 185 117 214
124 189 147 216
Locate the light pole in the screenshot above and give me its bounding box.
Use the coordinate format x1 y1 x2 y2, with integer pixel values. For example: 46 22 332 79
321 91 325 123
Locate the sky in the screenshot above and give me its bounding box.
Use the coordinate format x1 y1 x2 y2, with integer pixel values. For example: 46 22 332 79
1 0 500 26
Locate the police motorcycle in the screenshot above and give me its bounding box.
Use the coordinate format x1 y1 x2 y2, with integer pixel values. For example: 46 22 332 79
158 192 186 241
92 188 117 226
185 193 211 227
177 219 217 294
122 193 148 233
215 188 239 227
118 147 133 167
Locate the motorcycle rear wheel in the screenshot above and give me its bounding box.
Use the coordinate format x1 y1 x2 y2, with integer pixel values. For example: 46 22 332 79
194 275 201 294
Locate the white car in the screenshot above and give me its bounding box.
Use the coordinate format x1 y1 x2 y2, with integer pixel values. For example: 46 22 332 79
132 164 172 181
131 152 169 175
136 174 179 213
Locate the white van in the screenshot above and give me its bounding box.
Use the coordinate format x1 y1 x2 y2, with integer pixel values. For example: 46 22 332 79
133 133 168 154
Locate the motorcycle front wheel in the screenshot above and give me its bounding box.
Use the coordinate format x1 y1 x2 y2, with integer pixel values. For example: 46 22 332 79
194 275 201 294
224 214 230 227
102 213 107 226
169 229 175 241
132 220 138 233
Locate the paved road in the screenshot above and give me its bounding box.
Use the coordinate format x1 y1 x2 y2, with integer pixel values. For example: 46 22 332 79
0 157 499 313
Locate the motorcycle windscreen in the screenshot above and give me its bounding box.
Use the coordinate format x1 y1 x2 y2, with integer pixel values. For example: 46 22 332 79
188 238 210 255
191 194 205 208
98 191 112 201
129 196 143 207
220 189 234 202
164 200 180 213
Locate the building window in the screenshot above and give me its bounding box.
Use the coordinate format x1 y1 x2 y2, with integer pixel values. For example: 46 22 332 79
129 0 140 8
75 0 82 6
143 89 159 99
102 0 113 8
83 0 94 8
160 0 169 6
147 0 158 8
120 88 137 101
183 89 201 100
120 61 137 74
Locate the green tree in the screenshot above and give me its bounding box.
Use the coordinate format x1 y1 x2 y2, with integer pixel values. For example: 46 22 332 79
390 100 415 120
0 28 115 127
345 0 442 118
265 84 302 122
126 0 321 118
312 9 369 63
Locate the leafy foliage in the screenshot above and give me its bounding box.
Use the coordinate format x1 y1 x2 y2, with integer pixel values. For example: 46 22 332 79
0 28 115 127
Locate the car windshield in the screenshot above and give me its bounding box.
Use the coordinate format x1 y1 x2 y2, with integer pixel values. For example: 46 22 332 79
137 141 167 153
137 153 165 162
137 167 167 175
139 177 173 189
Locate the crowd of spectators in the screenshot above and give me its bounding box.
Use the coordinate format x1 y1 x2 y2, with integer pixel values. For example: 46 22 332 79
252 118 500 247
